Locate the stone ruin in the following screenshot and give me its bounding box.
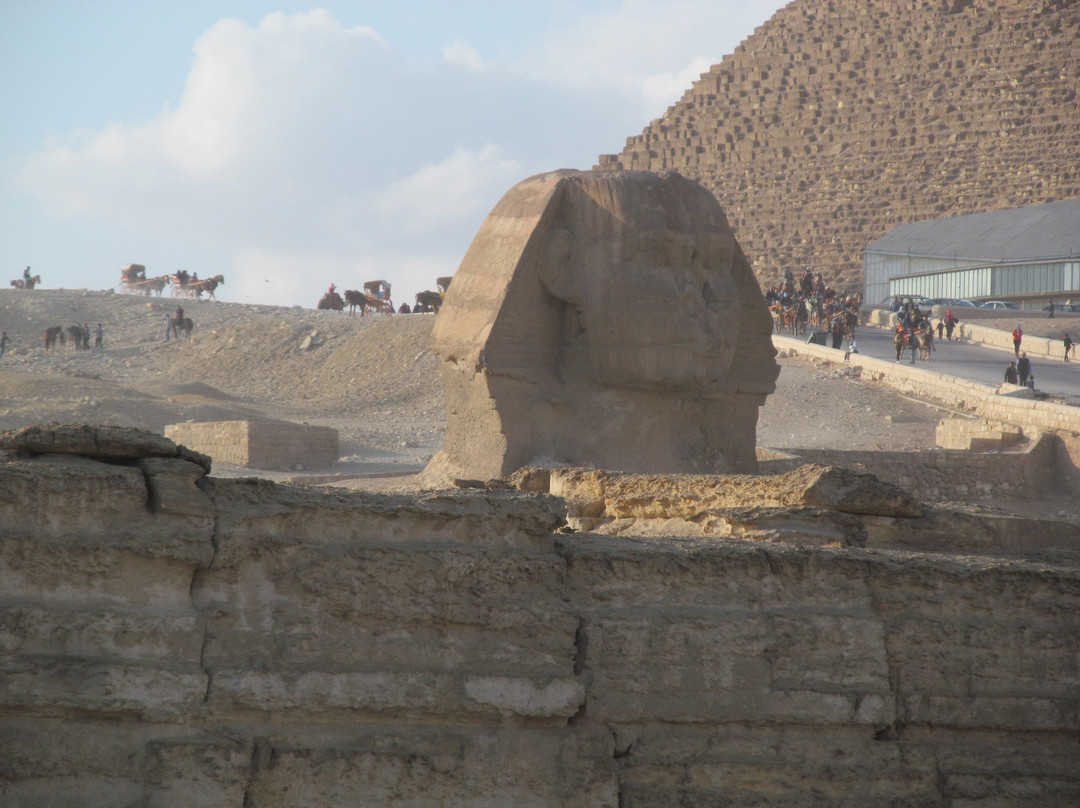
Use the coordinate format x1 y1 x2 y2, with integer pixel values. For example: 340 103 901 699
423 169 779 484
598 0 1080 292
2 423 1078 805
164 418 338 471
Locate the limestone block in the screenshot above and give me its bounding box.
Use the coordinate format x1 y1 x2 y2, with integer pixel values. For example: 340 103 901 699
0 658 207 720
146 740 253 808
139 456 215 519
558 534 876 612
581 612 891 725
0 454 214 562
202 477 565 553
195 538 580 719
613 727 941 807
0 541 205 607
0 718 148 807
244 730 618 807
425 169 778 484
0 605 203 663
547 464 922 522
164 418 338 470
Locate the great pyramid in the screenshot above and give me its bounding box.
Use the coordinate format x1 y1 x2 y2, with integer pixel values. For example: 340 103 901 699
597 0 1080 295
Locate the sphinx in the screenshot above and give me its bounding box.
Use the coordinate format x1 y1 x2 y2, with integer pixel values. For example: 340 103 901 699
422 169 779 484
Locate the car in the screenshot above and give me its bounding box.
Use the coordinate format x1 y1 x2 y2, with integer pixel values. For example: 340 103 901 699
933 298 979 308
981 300 1020 310
879 295 936 309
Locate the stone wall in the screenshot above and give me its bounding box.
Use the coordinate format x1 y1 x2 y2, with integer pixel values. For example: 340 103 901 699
775 333 1080 448
1 446 1078 806
164 418 338 470
598 0 1080 292
785 436 1055 503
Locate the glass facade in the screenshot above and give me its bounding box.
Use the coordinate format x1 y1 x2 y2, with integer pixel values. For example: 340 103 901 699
868 258 1080 303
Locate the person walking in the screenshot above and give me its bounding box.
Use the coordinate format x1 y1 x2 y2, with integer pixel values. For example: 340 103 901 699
0 330 8 359
1012 324 1023 357
1004 361 1018 384
1017 352 1031 386
1065 333 1073 362
94 323 104 349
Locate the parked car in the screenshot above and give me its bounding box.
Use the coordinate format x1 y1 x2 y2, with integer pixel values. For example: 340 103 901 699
933 298 980 308
981 300 1020 310
879 295 936 309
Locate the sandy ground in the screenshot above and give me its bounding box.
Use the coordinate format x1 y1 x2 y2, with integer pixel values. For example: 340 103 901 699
0 287 1074 513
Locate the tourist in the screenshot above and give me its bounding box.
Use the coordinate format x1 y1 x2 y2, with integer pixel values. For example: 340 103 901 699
94 323 104 350
1004 361 1018 384
1017 352 1031 386
945 309 958 341
893 327 906 362
1012 324 1023 356
1065 333 1073 362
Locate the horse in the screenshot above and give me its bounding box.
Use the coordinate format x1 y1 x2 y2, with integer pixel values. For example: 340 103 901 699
67 324 87 351
179 317 194 338
415 290 442 313
343 289 369 316
43 325 62 353
10 275 41 290
147 275 170 296
317 291 345 311
191 274 224 299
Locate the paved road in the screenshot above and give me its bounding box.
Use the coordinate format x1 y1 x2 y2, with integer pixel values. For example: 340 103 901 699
848 325 1080 407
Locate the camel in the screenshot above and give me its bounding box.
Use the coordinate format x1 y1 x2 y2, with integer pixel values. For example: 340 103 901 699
317 291 345 311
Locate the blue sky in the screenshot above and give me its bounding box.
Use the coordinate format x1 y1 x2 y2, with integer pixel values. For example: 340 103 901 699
1 1 788 307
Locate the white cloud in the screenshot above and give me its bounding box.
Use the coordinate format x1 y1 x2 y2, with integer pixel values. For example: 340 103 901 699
522 0 787 114
377 145 523 233
443 39 483 70
13 2 788 307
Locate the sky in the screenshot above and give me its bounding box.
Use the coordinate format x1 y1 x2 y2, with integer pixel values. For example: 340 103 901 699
1 0 789 308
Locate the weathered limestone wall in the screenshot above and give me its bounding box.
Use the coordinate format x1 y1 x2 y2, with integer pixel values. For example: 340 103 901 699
783 435 1055 504
164 418 338 470
1 450 1078 806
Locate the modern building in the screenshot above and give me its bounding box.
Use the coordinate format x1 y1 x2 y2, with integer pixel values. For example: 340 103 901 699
864 199 1080 308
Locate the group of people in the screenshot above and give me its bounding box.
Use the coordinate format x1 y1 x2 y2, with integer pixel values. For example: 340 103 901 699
43 323 103 353
766 267 862 348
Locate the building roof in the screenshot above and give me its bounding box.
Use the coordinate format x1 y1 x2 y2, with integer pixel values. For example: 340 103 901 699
866 198 1080 263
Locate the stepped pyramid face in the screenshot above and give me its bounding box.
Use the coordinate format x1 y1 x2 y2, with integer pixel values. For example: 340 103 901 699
598 0 1080 293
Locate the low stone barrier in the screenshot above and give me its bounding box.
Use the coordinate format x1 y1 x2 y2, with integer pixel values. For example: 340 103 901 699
863 307 1072 360
773 333 1080 440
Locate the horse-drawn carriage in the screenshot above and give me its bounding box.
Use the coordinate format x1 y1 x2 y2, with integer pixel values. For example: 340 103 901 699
169 271 224 299
362 280 394 314
119 264 170 295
